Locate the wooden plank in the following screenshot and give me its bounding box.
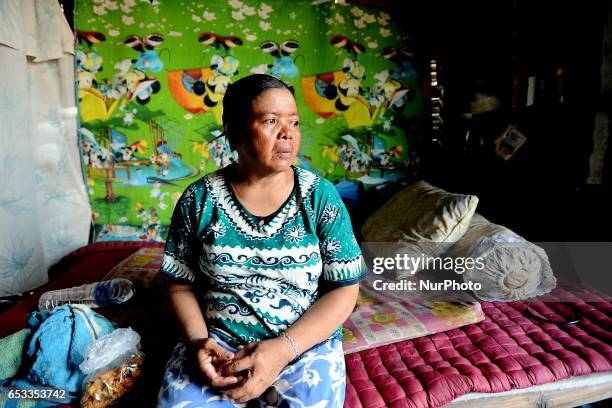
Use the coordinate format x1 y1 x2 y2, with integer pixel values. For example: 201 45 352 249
445 381 612 408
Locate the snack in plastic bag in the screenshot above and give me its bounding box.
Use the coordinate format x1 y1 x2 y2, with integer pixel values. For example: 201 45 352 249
79 328 144 408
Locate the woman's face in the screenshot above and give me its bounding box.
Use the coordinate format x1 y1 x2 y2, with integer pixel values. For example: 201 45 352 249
234 88 301 174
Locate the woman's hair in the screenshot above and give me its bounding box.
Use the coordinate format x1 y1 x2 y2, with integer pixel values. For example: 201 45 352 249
222 74 294 149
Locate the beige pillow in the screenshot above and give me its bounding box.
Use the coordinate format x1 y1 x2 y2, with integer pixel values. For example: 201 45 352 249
361 181 478 276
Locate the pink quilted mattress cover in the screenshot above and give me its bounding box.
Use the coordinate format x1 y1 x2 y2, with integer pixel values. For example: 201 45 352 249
344 285 612 407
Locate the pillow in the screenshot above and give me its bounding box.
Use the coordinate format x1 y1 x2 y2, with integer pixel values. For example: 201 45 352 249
361 181 479 277
342 273 484 354
103 247 164 289
447 213 556 301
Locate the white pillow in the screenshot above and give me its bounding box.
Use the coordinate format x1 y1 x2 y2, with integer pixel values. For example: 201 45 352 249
447 213 556 301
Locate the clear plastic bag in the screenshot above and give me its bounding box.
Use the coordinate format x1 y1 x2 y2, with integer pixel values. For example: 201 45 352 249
79 328 144 408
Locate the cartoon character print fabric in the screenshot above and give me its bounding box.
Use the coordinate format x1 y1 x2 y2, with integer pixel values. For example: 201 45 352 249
75 0 423 241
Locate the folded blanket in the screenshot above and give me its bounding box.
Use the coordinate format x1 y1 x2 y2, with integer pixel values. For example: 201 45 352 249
0 329 31 380
8 305 115 397
447 213 556 301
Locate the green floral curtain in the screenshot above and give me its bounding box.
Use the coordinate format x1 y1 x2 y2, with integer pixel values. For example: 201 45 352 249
75 0 423 241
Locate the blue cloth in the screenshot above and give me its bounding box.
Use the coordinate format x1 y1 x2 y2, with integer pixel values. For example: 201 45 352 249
334 179 360 205
158 334 346 408
8 305 115 397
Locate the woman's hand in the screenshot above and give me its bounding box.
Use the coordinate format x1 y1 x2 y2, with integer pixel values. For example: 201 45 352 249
168 283 239 388
189 337 241 388
222 337 294 403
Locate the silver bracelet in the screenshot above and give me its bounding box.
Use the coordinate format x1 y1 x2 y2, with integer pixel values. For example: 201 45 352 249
280 332 301 360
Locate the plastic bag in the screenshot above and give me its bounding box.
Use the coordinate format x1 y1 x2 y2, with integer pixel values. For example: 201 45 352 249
79 328 144 408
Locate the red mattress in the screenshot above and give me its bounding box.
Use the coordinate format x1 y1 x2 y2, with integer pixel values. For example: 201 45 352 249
344 289 612 407
0 241 164 338
1 242 611 408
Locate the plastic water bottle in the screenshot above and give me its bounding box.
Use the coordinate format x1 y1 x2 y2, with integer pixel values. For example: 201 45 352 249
38 278 135 311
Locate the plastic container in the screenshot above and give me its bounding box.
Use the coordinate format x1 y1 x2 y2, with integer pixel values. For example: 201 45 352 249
38 278 135 311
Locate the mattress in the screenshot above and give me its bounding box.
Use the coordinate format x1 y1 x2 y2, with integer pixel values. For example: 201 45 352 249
344 287 612 407
0 241 164 338
1 242 610 407
449 371 612 406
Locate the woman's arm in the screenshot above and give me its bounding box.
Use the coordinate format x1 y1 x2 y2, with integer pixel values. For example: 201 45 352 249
168 282 208 341
168 281 239 387
284 283 359 358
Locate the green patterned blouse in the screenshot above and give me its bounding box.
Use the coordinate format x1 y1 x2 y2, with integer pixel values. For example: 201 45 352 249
160 165 365 347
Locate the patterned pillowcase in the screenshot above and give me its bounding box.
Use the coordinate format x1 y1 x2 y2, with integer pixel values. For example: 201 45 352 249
103 247 165 289
342 278 484 354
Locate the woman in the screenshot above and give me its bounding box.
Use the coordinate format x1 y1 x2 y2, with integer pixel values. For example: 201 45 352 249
158 74 364 407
